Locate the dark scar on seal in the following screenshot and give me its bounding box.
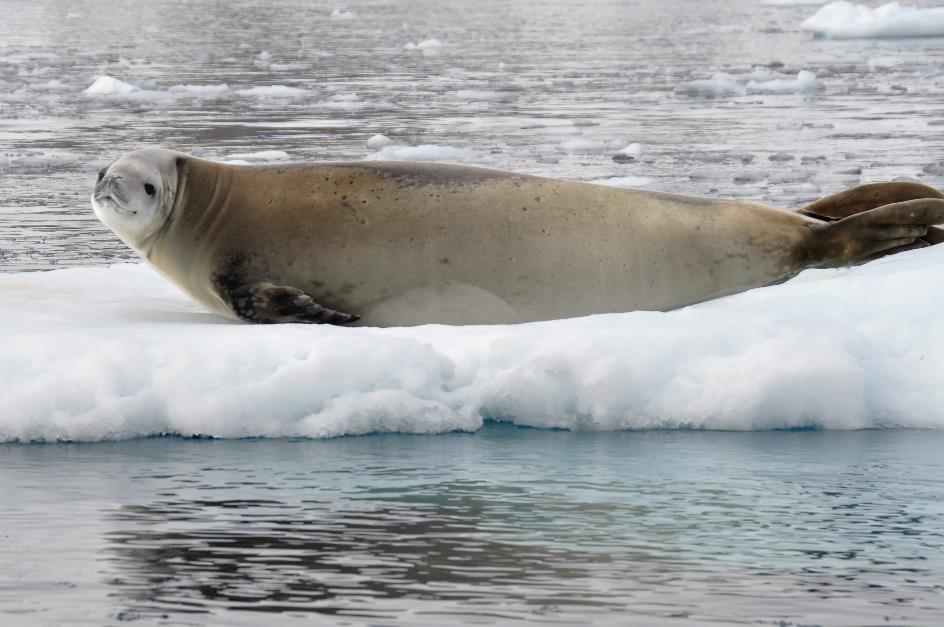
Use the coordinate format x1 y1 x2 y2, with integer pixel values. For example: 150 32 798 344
212 253 359 325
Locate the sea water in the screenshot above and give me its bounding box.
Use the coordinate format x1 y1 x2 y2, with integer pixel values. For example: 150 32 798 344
2 0 944 624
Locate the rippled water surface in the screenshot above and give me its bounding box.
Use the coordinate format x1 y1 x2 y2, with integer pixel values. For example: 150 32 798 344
3 427 944 626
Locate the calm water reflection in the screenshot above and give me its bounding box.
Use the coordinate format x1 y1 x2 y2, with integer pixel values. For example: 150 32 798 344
3 426 943 625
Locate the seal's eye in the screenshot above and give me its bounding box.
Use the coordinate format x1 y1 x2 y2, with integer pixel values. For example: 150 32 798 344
144 183 156 196
97 169 106 182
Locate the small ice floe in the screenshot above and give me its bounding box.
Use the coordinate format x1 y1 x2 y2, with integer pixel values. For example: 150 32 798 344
612 143 644 162
591 175 657 188
455 90 516 103
675 69 822 98
366 134 395 149
225 150 292 163
801 2 944 39
561 138 612 154
84 75 139 96
167 84 230 97
330 8 355 19
365 144 478 163
404 39 445 54
65 11 82 19
236 85 308 97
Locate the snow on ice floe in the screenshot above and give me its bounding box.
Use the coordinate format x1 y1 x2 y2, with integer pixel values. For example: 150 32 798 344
84 76 140 96
3 245 944 443
675 69 823 98
801 2 944 39
364 144 478 162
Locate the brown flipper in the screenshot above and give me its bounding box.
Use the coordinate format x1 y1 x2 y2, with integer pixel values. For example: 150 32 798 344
799 181 944 245
213 275 359 325
812 198 944 267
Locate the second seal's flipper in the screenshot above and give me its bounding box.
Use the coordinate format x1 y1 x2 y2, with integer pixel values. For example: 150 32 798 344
215 279 360 325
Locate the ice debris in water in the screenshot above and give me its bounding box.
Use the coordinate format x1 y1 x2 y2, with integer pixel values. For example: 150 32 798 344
235 85 308 97
3 244 944 442
84 76 139 96
404 39 445 52
330 8 355 19
616 143 644 158
364 144 478 162
591 175 657 188
675 69 823 98
167 84 230 96
801 2 944 39
366 134 395 149
225 150 291 163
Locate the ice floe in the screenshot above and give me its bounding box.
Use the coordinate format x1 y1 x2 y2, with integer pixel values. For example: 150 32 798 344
364 144 478 162
3 243 944 442
366 134 396 149
675 69 823 98
801 2 944 39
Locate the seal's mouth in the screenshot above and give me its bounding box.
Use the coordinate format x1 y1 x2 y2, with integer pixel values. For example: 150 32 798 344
94 194 136 216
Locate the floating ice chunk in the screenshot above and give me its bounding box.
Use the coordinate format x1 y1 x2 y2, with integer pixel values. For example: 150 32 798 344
225 150 291 163
455 90 516 102
616 143 644 158
365 144 478 163
591 176 657 188
561 138 610 154
84 76 139 96
801 2 944 39
330 8 355 19
366 134 395 149
404 38 445 52
4 244 944 442
674 73 745 97
675 70 822 97
329 92 361 102
167 84 230 96
66 11 82 18
747 70 822 94
236 85 309 97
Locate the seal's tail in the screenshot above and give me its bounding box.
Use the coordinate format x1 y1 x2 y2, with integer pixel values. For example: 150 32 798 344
799 181 944 244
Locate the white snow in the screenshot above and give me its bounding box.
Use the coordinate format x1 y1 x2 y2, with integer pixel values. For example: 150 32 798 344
364 144 478 162
801 2 944 39
366 134 396 149
675 69 823 98
3 245 944 442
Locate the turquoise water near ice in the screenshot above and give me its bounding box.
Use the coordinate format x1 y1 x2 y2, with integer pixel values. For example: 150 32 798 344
3 425 943 625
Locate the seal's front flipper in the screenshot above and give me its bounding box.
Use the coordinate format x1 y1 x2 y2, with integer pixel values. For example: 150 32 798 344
217 279 360 325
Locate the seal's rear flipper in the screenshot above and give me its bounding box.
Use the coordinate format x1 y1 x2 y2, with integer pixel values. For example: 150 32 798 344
800 182 944 244
215 279 360 325
815 198 944 267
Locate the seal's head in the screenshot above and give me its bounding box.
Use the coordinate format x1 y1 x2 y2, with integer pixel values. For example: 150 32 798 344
92 148 182 252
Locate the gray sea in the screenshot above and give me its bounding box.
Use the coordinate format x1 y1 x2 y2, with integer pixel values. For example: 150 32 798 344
2 0 944 624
